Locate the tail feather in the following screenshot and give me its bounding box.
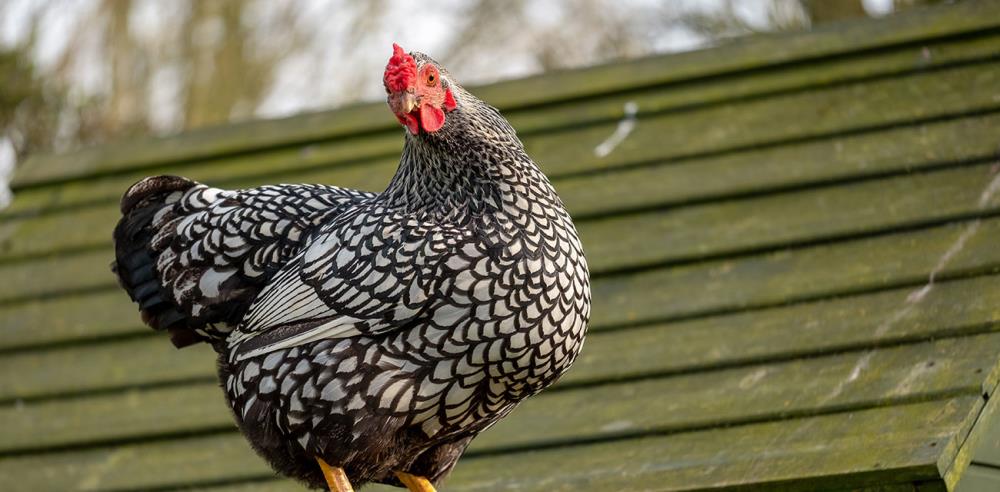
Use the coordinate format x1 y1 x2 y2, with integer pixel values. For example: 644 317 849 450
112 175 372 348
114 176 207 347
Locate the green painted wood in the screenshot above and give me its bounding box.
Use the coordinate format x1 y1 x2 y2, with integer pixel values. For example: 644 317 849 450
0 249 114 303
2 130 998 345
9 41 1000 225
0 290 143 351
945 375 1000 488
470 0 1000 113
506 30 1000 142
11 1 1000 190
3 270 999 404
0 432 271 492
189 477 947 492
183 481 309 492
0 337 215 402
571 274 1000 385
445 399 972 492
1 9 999 492
193 479 937 491
2 332 994 456
590 215 1000 329
548 110 1000 220
1 383 230 454
945 373 1000 487
0 397 973 492
2 211 999 391
8 105 1000 266
517 59 1000 180
4 214 1000 401
580 162 1000 274
3 158 998 305
7 34 1000 223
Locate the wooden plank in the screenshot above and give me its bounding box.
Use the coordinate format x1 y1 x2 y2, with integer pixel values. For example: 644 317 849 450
547 110 1000 220
2 211 999 386
571 274 1000 385
445 399 975 492
0 397 975 491
2 332 995 456
3 144 400 220
590 215 1000 329
469 1 1000 112
187 482 311 492
0 432 271 492
189 476 931 492
0 339 216 403
8 201 1000 350
8 35 1000 220
184 481 308 492
1 383 230 453
7 105 1000 264
0 290 144 351
11 1 1000 189
0 249 114 303
11 46 1000 229
3 270 999 403
944 374 1000 487
2 157 997 304
4 112 999 346
9 47 1000 223
7 32 1000 210
8 44 1000 232
580 162 1000 273
517 59 1000 179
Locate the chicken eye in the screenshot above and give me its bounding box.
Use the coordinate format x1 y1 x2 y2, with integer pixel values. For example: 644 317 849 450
426 69 438 86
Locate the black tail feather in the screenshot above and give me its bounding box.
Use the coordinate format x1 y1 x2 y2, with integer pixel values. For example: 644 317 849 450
112 175 360 348
113 175 206 347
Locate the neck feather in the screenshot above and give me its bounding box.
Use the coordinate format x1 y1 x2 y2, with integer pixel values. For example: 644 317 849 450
382 92 557 222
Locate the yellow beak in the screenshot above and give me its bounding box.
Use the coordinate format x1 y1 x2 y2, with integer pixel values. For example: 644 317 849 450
401 92 418 113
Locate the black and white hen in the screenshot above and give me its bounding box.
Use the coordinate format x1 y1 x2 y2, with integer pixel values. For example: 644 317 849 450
113 44 591 491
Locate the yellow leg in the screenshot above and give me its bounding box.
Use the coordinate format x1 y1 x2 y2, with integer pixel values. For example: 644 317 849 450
317 457 354 492
395 471 437 492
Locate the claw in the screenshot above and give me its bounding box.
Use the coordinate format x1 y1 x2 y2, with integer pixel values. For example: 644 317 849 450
395 471 437 492
317 457 354 492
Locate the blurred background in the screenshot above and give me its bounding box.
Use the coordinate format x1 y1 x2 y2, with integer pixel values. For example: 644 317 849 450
0 0 949 208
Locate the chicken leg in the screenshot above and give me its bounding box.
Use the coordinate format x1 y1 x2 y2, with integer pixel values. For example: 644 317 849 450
395 471 437 492
317 457 354 492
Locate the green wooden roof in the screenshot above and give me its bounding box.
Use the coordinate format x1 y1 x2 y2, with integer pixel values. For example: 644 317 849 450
4 2 1000 490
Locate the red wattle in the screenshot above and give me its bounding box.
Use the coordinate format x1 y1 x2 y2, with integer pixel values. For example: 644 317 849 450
444 89 457 112
420 104 446 133
397 113 419 135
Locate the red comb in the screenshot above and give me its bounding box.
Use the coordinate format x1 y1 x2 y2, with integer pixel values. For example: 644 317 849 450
384 43 416 92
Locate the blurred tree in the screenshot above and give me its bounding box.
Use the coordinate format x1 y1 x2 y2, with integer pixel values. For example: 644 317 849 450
0 46 49 164
675 0 953 39
45 0 312 134
801 0 867 23
180 0 313 127
443 0 650 73
0 43 86 170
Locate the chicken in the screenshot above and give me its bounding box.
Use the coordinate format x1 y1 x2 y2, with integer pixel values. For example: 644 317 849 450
112 44 591 491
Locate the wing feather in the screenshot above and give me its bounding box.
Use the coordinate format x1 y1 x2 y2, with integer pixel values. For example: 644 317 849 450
113 176 373 346
228 207 470 359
